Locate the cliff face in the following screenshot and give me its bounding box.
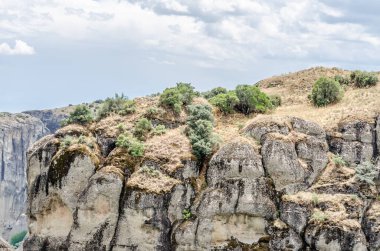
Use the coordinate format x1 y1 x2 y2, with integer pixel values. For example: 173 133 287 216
23 109 69 133
24 114 380 250
0 113 49 241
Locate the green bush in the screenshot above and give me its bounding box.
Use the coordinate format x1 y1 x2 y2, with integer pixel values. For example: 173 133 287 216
10 230 27 247
311 211 328 223
333 154 346 167
311 77 344 107
153 124 167 135
350 70 378 88
61 105 93 126
97 94 136 119
159 87 182 114
235 85 273 115
116 133 145 157
186 105 217 160
176 82 197 105
134 118 153 140
355 161 379 185
203 87 227 99
269 95 282 108
334 75 350 86
159 83 197 114
182 209 192 220
209 91 239 115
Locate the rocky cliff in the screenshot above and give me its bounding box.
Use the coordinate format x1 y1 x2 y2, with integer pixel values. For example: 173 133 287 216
24 111 380 250
0 113 49 242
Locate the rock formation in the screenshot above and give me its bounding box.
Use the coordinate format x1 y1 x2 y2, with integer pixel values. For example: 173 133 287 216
0 113 48 241
23 113 380 250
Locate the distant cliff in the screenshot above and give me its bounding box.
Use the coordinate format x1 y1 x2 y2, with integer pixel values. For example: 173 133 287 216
0 113 48 241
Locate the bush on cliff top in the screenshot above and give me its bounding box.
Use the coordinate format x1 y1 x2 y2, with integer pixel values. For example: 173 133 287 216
61 105 93 126
235 85 273 115
311 77 344 107
203 87 228 99
97 93 136 120
209 91 239 115
159 83 197 114
134 118 153 140
350 70 378 88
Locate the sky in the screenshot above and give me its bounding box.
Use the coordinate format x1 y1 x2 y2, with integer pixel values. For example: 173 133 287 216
0 0 379 112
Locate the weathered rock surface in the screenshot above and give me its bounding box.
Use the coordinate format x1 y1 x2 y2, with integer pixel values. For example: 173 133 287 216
24 115 380 250
0 236 12 250
0 113 48 241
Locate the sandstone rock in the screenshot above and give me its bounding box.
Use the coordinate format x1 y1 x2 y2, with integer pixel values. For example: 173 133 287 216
363 201 380 251
268 219 304 251
112 191 172 251
25 141 97 249
67 168 123 251
207 139 264 186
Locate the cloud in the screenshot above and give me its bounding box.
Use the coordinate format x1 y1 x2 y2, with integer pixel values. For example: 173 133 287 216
0 0 379 67
0 40 35 55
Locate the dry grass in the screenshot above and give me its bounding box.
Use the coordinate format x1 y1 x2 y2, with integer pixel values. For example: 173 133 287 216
283 191 363 230
258 67 380 130
127 166 181 194
144 127 194 173
98 165 124 180
104 147 141 171
55 124 91 137
213 113 254 143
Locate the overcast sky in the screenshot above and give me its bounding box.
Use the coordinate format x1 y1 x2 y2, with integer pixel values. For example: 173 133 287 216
1 0 379 112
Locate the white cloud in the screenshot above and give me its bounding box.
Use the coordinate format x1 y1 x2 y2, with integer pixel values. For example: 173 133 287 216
0 40 35 55
0 0 379 67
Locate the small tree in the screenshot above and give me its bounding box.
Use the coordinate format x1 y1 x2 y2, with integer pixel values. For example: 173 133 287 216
209 91 239 115
61 105 93 126
311 77 344 107
10 230 27 247
235 85 273 115
186 105 217 160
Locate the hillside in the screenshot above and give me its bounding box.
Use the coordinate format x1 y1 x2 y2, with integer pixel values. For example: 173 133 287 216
22 67 380 250
258 67 380 129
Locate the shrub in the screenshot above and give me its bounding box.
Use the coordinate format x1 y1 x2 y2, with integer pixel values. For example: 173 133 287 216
61 105 93 126
203 87 228 99
334 75 350 86
159 83 197 114
209 91 239 115
311 211 328 223
134 118 153 140
176 82 197 105
10 230 27 247
355 161 379 185
97 94 136 119
350 70 378 88
235 85 273 115
312 193 319 206
187 105 217 160
159 87 182 114
182 209 192 220
269 95 282 108
333 154 346 167
153 124 167 135
311 77 344 107
61 136 74 149
116 133 145 157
